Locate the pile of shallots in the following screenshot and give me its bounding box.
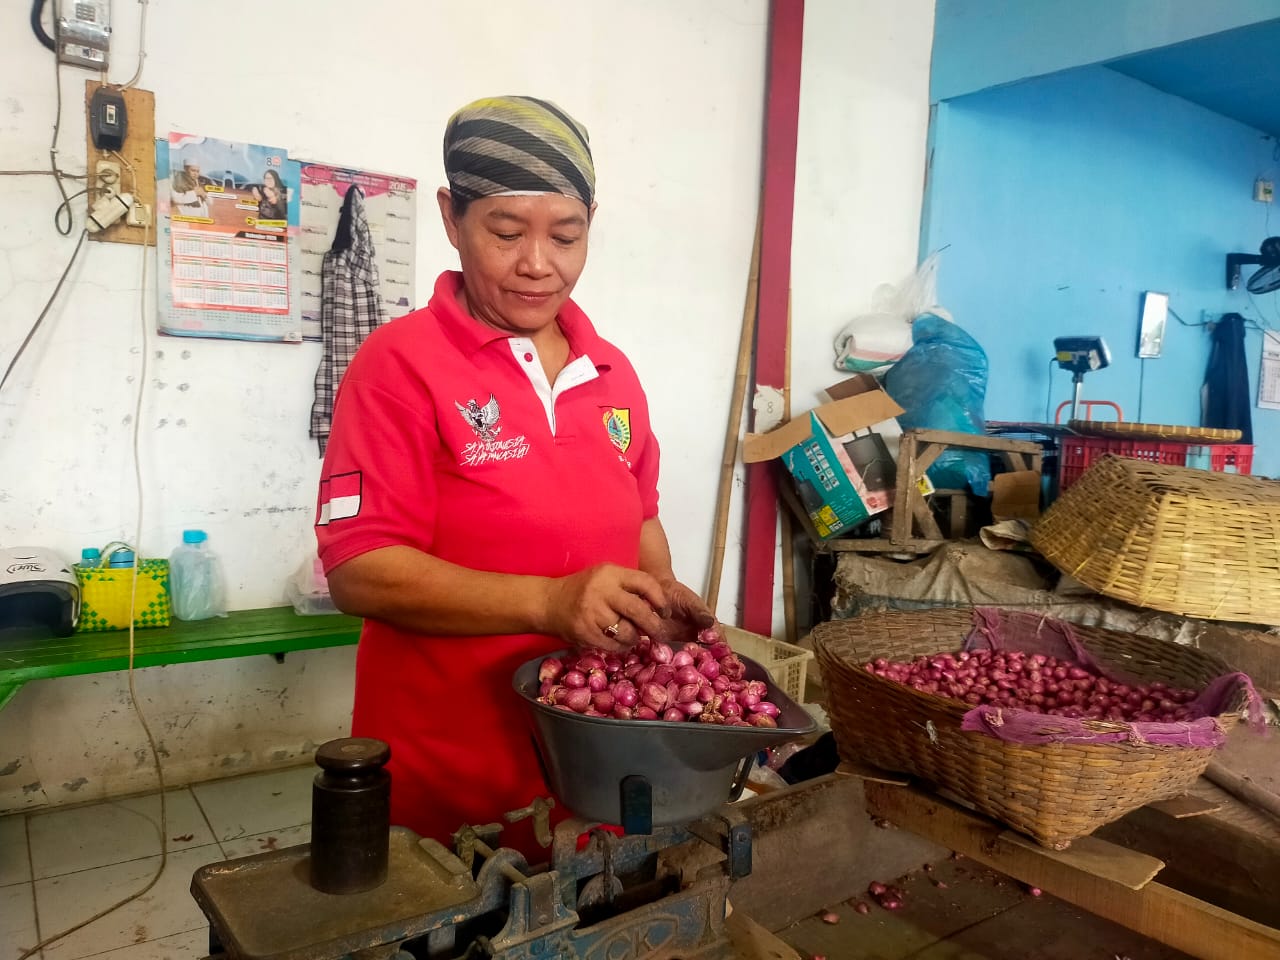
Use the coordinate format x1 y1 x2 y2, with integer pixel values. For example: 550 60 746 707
865 648 1200 722
537 633 783 727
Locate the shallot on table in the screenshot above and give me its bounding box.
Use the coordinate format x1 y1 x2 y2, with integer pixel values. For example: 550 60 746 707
866 880 905 910
862 649 1201 723
537 632 784 727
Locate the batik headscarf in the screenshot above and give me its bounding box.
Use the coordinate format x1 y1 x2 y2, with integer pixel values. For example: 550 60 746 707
443 96 595 208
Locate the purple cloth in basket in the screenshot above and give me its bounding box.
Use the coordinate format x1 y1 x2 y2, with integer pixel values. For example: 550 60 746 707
956 608 1263 748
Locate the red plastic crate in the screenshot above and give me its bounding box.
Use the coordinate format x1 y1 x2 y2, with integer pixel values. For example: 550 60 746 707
1058 436 1254 490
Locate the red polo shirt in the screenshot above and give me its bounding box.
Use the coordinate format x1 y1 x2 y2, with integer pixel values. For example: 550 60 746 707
316 270 660 860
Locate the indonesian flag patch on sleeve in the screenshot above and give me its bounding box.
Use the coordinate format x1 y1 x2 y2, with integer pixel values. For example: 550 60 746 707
317 471 362 525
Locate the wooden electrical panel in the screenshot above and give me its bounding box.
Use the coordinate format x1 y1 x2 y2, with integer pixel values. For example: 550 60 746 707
84 80 156 246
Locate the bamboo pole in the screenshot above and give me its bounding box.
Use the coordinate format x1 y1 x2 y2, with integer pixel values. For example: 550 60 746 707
780 293 798 647
705 214 763 610
1205 760 1280 823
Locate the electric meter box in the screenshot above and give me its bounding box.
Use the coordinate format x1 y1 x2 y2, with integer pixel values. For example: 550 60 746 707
57 1 112 70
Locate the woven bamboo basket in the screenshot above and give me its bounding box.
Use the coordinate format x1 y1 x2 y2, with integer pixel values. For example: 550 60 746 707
1068 420 1242 443
1031 455 1280 624
814 608 1246 848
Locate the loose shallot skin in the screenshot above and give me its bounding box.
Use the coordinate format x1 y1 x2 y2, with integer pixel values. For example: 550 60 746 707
535 633 785 726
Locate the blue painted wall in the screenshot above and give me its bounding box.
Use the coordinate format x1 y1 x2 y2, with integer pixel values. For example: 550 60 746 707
931 0 1280 102
921 65 1279 476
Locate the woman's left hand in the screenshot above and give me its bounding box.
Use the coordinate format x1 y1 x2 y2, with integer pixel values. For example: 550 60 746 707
650 577 716 646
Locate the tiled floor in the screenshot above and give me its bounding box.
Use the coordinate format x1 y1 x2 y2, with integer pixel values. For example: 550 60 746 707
0 764 316 960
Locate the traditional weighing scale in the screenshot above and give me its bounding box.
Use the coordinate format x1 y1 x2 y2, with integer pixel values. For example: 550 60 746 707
192 653 817 960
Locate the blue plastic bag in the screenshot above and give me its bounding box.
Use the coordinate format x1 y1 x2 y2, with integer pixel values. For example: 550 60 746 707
883 315 991 495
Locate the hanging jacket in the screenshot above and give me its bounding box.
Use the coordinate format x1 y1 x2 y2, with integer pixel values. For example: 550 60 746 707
1202 313 1253 443
310 186 388 455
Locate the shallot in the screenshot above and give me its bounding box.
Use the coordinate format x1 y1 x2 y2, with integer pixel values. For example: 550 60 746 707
536 631 785 726
862 648 1200 724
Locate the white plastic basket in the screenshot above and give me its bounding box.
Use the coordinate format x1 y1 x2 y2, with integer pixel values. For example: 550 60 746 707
722 626 813 703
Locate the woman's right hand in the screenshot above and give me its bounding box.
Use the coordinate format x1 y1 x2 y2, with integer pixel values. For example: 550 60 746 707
542 564 669 651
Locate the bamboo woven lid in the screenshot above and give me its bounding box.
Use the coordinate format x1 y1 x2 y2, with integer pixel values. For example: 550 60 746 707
1031 456 1280 624
1068 420 1243 443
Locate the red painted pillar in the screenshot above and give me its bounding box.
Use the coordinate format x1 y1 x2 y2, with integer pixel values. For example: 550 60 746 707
741 0 804 636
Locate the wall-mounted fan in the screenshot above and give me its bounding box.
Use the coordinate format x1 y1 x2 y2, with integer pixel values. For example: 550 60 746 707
1226 237 1280 293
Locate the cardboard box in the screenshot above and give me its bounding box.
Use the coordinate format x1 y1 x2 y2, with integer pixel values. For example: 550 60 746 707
743 376 905 539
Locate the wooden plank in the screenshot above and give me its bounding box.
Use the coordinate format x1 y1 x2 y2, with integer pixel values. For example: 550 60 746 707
1146 794 1224 819
823 538 943 554
1205 759 1280 821
834 760 910 786
892 433 918 545
724 910 803 960
909 489 945 541
1097 803 1280 928
913 440 947 476
84 81 156 246
911 429 1043 455
864 781 1280 960
998 830 1164 891
947 492 968 539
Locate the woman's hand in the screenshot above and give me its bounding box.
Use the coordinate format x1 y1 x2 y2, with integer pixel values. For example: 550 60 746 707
650 577 716 646
542 564 669 651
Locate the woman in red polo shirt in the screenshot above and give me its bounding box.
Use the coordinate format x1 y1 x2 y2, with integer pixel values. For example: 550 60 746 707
314 96 714 861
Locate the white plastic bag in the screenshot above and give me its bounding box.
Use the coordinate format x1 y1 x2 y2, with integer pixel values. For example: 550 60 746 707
286 554 339 616
833 251 951 373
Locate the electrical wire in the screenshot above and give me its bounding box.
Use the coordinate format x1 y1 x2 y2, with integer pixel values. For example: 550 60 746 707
16 222 168 960
1137 359 1145 422
30 0 55 51
111 0 149 91
111 149 137 196
0 229 88 395
1043 357 1056 423
53 185 90 235
0 169 85 178
50 47 75 236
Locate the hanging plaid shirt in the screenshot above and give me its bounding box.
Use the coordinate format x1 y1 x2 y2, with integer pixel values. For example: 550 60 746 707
310 187 388 455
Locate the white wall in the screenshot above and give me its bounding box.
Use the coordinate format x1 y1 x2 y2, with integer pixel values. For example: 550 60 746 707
0 0 934 812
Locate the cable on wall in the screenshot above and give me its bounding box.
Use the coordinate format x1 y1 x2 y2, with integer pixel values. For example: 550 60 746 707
16 222 170 960
30 0 55 52
111 0 149 91
0 229 88 395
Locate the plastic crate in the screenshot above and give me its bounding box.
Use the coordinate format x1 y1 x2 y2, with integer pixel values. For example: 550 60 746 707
1058 436 1254 491
723 625 813 703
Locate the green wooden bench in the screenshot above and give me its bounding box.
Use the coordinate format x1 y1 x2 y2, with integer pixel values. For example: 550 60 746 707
0 606 363 710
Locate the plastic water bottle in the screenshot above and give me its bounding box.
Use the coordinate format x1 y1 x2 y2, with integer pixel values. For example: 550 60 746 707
78 547 101 570
108 549 136 569
170 530 228 621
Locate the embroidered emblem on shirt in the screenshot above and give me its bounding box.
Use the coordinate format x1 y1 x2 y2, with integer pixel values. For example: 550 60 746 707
455 394 501 440
603 407 632 453
455 392 530 466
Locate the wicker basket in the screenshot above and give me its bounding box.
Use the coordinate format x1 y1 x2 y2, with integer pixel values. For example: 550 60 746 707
813 608 1245 848
1068 420 1242 443
1032 455 1280 624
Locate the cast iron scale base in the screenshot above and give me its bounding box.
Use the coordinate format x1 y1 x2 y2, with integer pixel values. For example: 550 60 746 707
192 794 753 960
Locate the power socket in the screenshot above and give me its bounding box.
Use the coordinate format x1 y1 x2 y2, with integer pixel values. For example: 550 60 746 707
96 159 122 199
126 202 151 228
1255 178 1274 203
